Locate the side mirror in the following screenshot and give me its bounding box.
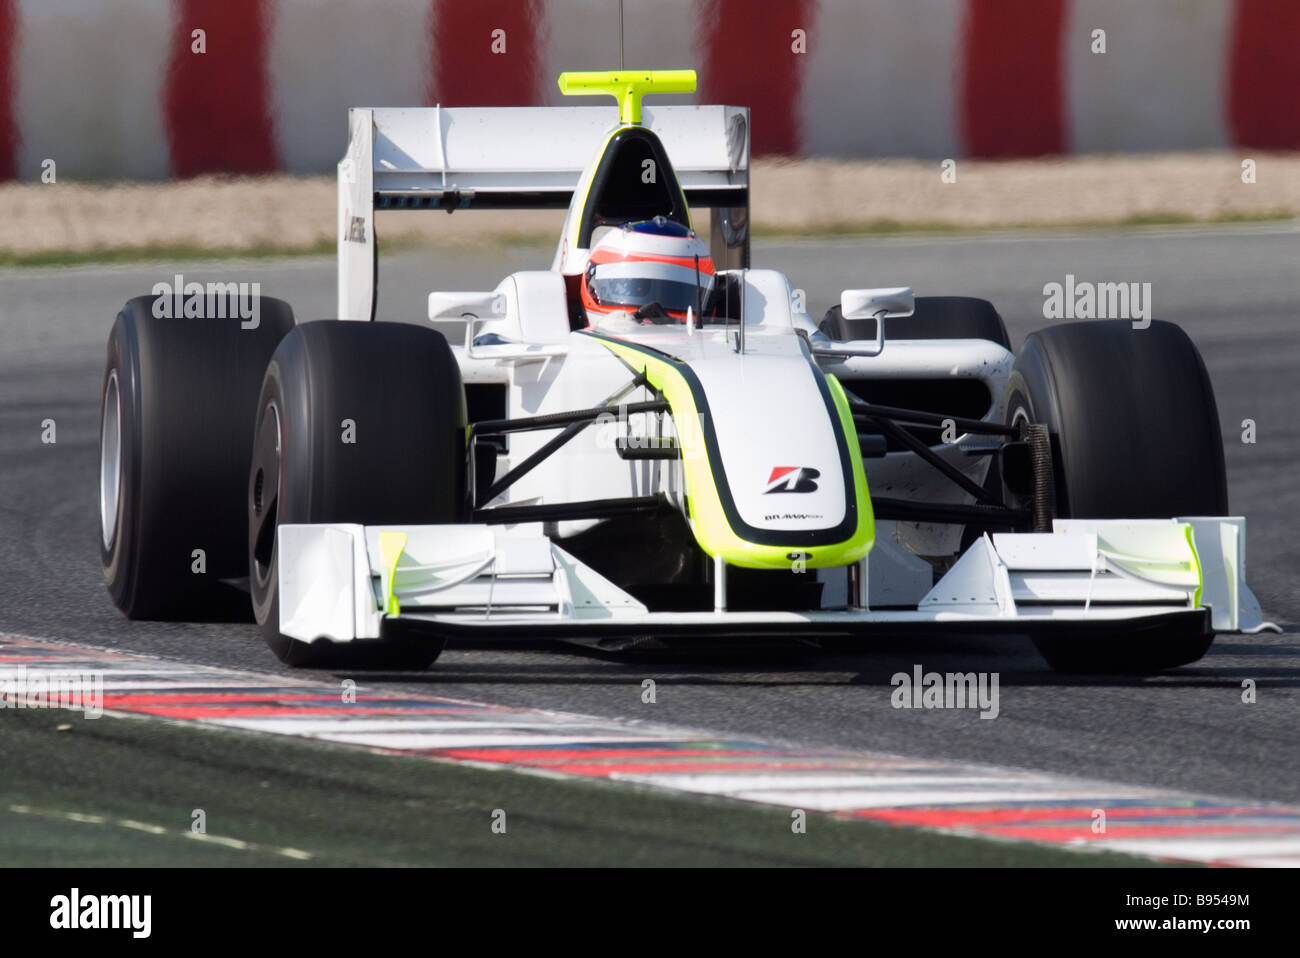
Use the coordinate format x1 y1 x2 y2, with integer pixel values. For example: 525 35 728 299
428 291 506 322
813 287 916 362
841 286 914 320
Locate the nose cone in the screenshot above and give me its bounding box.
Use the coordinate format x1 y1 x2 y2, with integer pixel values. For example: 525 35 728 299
676 336 874 568
697 353 848 534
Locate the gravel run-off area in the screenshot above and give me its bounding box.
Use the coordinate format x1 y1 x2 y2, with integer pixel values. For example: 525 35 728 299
3 151 1298 256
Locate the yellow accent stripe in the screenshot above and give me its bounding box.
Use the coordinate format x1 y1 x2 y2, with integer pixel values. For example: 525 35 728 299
563 126 620 255
824 372 876 558
378 531 407 616
1185 523 1204 609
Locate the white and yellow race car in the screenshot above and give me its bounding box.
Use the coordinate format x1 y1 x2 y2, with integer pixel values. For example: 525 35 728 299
99 71 1274 672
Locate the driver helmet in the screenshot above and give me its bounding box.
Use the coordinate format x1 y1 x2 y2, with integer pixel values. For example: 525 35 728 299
580 216 715 324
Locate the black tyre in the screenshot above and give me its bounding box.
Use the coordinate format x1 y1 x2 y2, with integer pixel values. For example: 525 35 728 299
101 294 295 619
820 295 1011 350
1005 320 1227 673
248 321 466 668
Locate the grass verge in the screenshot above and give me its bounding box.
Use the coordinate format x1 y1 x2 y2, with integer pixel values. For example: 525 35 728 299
752 209 1298 240
0 708 1174 867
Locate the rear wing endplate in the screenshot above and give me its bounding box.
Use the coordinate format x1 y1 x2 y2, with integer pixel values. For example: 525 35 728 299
338 104 750 320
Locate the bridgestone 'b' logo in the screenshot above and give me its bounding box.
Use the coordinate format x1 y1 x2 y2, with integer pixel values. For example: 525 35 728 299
765 467 820 494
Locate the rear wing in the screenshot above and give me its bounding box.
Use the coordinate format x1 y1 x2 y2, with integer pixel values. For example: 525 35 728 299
337 104 750 321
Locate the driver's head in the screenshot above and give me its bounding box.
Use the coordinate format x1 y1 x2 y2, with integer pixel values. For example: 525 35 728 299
580 216 715 324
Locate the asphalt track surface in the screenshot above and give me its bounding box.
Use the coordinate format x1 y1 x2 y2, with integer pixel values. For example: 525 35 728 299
1 225 1297 811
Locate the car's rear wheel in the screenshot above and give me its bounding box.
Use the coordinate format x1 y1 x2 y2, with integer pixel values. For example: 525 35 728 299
1005 319 1227 673
248 321 466 669
101 295 294 619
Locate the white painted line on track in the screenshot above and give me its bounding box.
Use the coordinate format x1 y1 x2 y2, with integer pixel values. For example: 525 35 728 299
6 804 315 861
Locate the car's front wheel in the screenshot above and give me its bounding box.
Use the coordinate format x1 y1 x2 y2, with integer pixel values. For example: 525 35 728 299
1005 319 1227 673
249 320 467 668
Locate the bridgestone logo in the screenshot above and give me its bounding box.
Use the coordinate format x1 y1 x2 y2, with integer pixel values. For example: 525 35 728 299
765 466 820 494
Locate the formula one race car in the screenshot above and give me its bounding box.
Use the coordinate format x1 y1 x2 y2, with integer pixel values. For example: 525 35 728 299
99 70 1275 673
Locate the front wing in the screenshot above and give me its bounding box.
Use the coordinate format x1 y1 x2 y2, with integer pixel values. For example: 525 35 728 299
273 517 1275 645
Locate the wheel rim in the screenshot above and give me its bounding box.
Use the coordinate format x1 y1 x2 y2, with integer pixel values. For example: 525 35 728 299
99 370 122 549
250 401 282 590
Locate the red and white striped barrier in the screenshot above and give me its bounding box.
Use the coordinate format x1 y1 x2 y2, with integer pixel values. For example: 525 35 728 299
0 0 1296 180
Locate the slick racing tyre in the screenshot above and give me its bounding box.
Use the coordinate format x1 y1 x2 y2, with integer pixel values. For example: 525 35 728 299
820 295 1011 350
248 321 466 669
101 294 295 619
1004 319 1227 673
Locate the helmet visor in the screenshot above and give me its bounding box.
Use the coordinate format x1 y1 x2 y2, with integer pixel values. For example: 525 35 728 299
587 261 714 313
